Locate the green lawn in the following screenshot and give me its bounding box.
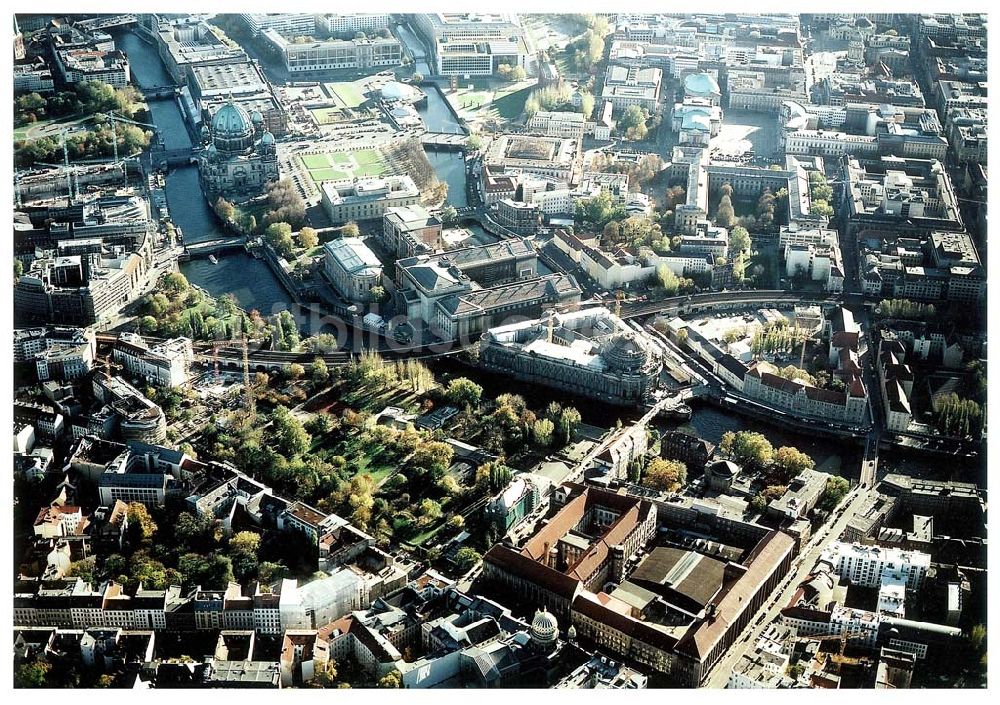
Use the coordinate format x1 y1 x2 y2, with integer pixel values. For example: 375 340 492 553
456 90 492 110
300 148 388 183
355 148 381 164
309 167 351 182
301 153 332 170
408 520 448 548
14 111 90 141
329 82 366 108
232 201 270 226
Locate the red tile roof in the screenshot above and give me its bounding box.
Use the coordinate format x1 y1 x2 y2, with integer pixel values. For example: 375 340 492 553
484 545 582 601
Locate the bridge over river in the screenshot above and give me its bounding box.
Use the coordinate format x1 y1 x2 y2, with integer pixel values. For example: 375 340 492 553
178 237 249 261
76 14 137 31
420 132 468 150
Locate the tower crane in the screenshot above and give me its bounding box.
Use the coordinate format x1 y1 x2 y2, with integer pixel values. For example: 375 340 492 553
102 111 159 176
15 128 75 203
789 628 869 673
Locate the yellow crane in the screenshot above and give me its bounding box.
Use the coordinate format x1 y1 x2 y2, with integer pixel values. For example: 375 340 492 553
792 628 868 670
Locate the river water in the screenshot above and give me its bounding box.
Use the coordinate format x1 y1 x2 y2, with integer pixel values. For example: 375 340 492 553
117 30 301 321
118 29 870 475
119 28 480 324
655 403 857 478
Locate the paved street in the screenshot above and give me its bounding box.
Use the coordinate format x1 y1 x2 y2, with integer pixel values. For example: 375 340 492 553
703 486 875 688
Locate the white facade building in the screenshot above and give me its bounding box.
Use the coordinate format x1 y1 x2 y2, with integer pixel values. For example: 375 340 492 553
239 13 317 37
323 237 384 303
823 542 930 591
113 333 193 388
320 14 392 36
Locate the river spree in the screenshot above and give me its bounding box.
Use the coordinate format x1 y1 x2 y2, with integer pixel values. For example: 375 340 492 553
656 403 858 478
117 28 903 477
117 29 293 321
119 27 478 328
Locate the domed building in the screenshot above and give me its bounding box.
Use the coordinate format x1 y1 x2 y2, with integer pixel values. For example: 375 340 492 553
603 333 653 375
683 72 722 107
530 608 559 651
706 459 742 492
479 307 662 406
379 80 426 106
197 99 279 199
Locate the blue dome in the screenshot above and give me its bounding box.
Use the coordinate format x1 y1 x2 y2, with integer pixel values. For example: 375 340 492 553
260 131 275 146
684 72 721 97
212 102 253 137
211 102 255 152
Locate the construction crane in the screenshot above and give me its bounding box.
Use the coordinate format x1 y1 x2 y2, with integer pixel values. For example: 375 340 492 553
103 111 158 174
16 129 76 204
212 342 221 380
791 628 868 671
208 339 228 381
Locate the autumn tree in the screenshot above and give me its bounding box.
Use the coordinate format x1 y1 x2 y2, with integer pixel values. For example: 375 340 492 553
298 227 319 249
229 531 262 581
772 446 815 480
557 406 582 445
716 193 736 228
720 431 774 470
15 660 52 688
271 405 312 457
817 476 850 512
446 377 483 408
264 222 295 258
311 357 330 386
729 225 752 255
532 418 555 447
656 264 681 295
215 197 235 222
454 547 482 573
410 441 455 480
125 503 158 547
162 272 190 295
642 457 687 492
377 670 402 688
665 185 686 210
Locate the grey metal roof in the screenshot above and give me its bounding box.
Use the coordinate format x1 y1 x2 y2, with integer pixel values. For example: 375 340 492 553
324 237 382 277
